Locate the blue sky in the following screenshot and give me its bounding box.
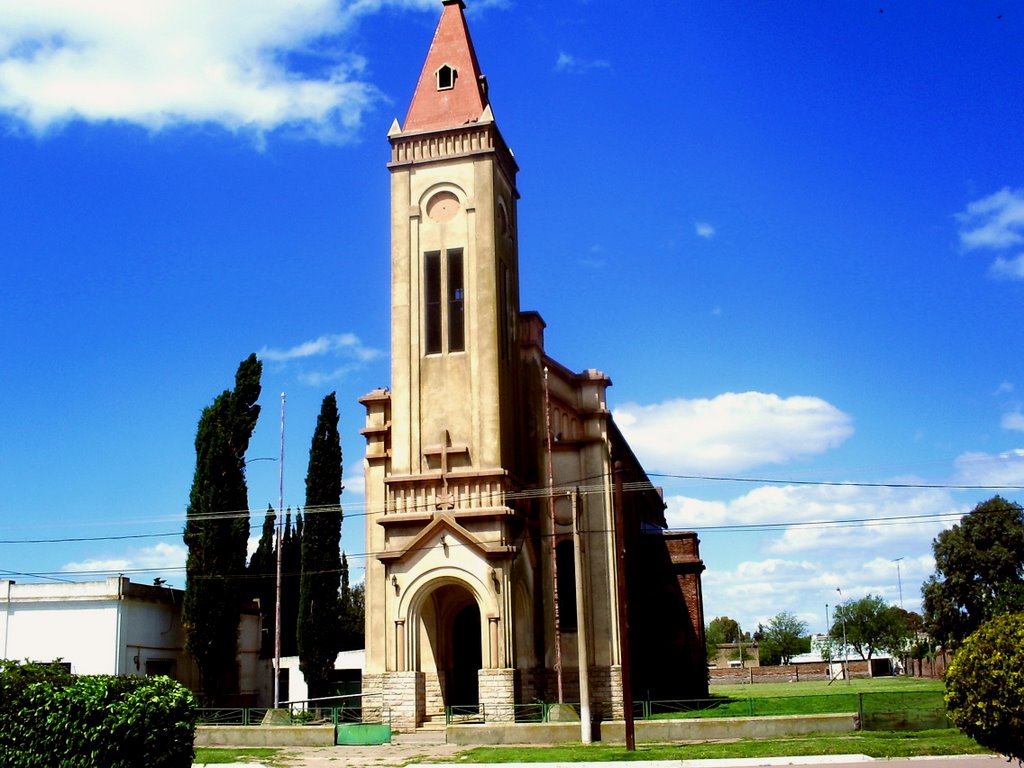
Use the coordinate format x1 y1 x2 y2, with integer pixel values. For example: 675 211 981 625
2 0 1023 637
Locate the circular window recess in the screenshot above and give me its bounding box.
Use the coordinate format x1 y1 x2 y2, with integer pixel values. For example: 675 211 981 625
427 191 460 222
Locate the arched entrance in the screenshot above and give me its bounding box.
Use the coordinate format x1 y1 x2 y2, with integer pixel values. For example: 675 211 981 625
414 581 483 712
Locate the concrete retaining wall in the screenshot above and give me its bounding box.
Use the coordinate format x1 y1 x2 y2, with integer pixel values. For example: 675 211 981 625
447 713 857 745
195 725 336 747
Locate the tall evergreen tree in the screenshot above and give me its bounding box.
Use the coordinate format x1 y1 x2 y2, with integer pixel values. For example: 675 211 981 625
183 354 261 704
298 392 344 699
280 509 302 657
248 505 277 659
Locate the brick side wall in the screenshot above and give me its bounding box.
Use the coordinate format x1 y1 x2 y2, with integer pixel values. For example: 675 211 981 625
710 660 873 684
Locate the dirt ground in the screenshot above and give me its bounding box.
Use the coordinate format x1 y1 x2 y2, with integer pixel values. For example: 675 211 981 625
271 741 466 768
195 736 468 768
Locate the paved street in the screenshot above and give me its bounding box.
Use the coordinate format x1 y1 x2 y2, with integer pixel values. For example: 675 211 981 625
195 751 1005 768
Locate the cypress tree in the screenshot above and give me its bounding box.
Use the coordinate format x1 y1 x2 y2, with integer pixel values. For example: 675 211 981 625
298 392 343 699
248 505 277 659
183 354 261 704
280 509 302 657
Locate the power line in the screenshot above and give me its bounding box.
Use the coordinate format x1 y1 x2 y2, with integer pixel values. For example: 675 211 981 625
648 472 1024 491
2 476 1006 546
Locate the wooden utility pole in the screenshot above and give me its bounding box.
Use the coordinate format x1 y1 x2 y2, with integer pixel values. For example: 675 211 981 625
613 461 635 750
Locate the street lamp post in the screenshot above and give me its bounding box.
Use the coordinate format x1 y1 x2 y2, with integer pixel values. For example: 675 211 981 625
893 557 904 610
836 588 849 684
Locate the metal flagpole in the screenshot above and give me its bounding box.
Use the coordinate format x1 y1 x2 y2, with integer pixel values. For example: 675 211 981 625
273 392 285 708
571 487 591 744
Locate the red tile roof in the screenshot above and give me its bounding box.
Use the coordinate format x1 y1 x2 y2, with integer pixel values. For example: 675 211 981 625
402 0 489 133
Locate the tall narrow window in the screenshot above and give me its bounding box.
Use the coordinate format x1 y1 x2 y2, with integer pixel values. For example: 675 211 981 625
424 251 442 354
447 248 465 352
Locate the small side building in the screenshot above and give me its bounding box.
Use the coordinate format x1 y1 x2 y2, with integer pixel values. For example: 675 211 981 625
0 577 268 704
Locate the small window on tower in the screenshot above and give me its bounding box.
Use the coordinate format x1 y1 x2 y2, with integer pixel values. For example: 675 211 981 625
447 248 465 352
436 64 457 91
424 251 442 355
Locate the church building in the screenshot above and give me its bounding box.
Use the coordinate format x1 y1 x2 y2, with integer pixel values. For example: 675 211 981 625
360 0 707 731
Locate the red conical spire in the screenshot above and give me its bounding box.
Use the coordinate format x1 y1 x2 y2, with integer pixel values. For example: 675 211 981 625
402 0 489 133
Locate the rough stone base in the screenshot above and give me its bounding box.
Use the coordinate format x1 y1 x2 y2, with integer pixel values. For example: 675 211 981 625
478 667 518 722
589 665 623 720
381 671 425 732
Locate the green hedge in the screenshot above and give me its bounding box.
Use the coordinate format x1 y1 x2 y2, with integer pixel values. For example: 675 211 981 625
0 660 197 768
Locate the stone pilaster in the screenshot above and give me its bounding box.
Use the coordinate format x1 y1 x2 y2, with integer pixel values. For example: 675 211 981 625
361 673 385 723
381 671 424 732
478 668 518 722
424 671 446 719
589 665 623 720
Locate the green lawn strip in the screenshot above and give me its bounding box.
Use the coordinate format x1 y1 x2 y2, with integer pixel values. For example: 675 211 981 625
441 730 989 763
193 746 284 765
644 679 947 721
709 677 943 698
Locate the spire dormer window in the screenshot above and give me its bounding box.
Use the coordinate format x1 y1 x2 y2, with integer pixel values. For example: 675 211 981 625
436 63 457 91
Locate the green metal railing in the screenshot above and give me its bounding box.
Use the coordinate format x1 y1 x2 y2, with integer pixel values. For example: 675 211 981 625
200 691 948 732
441 690 948 731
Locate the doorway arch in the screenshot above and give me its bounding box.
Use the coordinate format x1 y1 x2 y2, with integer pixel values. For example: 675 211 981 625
409 579 484 710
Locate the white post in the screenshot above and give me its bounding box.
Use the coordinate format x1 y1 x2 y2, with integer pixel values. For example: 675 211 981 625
274 393 285 708
571 488 591 744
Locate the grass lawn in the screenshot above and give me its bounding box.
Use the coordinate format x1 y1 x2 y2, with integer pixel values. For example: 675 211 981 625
710 676 943 698
193 747 283 765
642 677 947 720
447 729 988 763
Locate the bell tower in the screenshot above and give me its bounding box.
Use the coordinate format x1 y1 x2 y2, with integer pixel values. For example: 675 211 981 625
361 0 531 730
386 0 522 485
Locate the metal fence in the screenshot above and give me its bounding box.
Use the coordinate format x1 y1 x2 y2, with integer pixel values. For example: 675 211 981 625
199 690 949 733
443 690 949 731
198 694 388 728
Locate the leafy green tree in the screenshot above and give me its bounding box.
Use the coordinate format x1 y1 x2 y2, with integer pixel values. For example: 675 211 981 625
338 553 365 651
704 616 742 661
756 612 808 665
298 393 344 699
183 354 262 704
248 505 278 659
922 496 1024 647
945 612 1024 762
832 594 911 660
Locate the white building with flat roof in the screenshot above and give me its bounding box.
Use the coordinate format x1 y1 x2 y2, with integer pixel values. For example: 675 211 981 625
1 576 269 704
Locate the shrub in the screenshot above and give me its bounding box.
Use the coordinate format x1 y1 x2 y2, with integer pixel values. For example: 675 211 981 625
0 661 197 768
944 612 1024 763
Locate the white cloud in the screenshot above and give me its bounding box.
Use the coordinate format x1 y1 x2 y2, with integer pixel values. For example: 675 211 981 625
260 331 381 368
1002 412 1024 432
694 221 716 239
704 552 937 632
953 448 1024 486
554 51 610 75
259 332 383 385
614 392 853 474
995 381 1015 396
61 542 187 584
958 187 1024 279
990 254 1024 280
0 0 445 141
666 482 957 552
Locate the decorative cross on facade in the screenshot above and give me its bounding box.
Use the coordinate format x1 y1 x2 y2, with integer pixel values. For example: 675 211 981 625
424 429 469 510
